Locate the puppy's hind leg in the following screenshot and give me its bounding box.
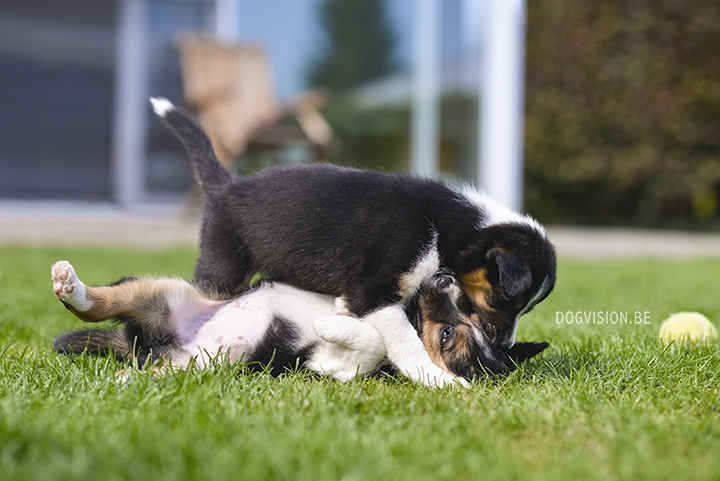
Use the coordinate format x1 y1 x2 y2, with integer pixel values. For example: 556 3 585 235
193 228 255 299
52 261 223 369
52 261 94 314
51 261 208 329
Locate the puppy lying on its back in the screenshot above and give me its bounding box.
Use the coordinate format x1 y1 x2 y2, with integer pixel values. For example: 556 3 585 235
51 262 548 385
151 98 556 385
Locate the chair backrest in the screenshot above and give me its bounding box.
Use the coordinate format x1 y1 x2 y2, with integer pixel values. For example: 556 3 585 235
176 34 281 163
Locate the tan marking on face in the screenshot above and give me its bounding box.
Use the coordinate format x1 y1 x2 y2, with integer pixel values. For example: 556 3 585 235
417 296 479 376
463 286 489 312
419 317 479 378
416 296 451 372
468 312 482 328
460 268 493 311
461 268 491 290
419 322 450 373
442 325 473 369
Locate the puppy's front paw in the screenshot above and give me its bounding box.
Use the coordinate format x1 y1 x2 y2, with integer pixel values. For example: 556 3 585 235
426 370 469 388
309 316 387 381
51 261 91 311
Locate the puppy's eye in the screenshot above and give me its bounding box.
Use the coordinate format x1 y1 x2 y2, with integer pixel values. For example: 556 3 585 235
441 326 454 345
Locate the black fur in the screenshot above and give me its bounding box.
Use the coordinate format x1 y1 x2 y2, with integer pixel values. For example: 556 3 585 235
505 341 550 364
157 105 557 350
54 318 178 368
243 316 317 376
53 329 129 361
123 319 177 367
158 105 231 192
198 165 481 312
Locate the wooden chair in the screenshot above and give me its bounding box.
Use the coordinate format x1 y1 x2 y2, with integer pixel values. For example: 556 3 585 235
176 34 334 168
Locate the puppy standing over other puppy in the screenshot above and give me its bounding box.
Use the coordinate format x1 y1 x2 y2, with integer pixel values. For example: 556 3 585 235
151 98 556 386
51 262 548 385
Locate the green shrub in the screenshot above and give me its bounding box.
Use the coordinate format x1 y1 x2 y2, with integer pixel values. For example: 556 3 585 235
525 0 720 227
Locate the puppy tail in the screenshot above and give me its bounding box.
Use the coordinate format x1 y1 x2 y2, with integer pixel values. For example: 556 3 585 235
150 97 232 193
53 329 131 361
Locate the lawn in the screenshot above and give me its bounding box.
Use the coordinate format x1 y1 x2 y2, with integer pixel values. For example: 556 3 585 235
1 245 719 481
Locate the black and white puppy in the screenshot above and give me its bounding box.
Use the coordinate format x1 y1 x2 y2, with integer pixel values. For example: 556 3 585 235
150 98 556 385
51 262 548 385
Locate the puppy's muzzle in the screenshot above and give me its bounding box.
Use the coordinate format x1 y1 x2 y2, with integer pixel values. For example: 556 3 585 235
433 275 462 305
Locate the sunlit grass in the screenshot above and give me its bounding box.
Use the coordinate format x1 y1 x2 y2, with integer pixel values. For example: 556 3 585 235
1 246 719 481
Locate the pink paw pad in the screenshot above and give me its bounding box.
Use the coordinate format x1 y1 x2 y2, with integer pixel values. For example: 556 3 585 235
51 261 77 300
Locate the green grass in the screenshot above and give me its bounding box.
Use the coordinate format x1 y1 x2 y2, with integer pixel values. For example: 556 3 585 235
1 246 719 481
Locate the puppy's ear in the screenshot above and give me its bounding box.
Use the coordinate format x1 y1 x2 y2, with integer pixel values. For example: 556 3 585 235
506 341 549 364
489 249 532 300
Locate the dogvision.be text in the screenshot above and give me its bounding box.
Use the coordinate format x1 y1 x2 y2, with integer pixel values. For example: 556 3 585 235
556 311 650 324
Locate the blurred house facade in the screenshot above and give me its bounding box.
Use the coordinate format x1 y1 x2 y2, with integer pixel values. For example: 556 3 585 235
0 0 222 205
0 0 525 212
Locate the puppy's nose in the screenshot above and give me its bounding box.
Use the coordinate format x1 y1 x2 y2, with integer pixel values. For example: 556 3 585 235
435 275 455 290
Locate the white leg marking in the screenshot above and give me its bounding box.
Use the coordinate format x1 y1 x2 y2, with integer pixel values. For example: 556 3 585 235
309 315 387 382
363 305 468 388
51 261 93 312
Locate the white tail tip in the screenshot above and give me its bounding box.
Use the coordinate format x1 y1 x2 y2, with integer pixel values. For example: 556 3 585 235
150 97 174 118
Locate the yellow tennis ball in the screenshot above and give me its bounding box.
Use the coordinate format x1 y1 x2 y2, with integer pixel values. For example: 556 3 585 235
659 312 718 346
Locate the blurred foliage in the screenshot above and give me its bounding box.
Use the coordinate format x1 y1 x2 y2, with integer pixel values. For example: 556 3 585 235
307 0 397 94
525 0 720 228
320 93 477 177
305 0 406 172
320 96 410 171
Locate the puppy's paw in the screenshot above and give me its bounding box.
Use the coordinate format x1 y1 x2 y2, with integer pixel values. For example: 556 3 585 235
400 359 469 388
422 370 469 388
313 315 385 353
52 261 78 299
309 316 387 381
51 261 92 311
307 343 385 382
